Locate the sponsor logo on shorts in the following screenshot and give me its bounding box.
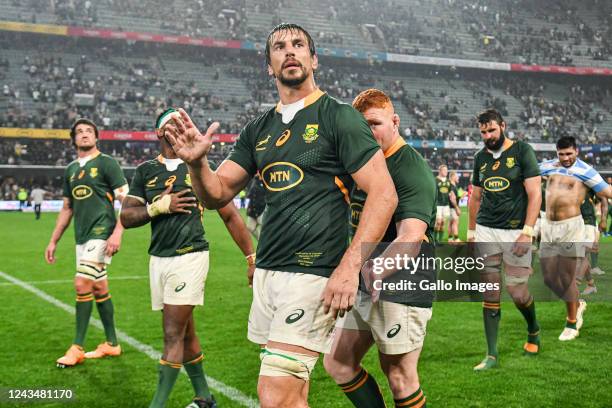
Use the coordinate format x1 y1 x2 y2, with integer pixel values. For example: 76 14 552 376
285 309 305 324
483 176 510 192
87 246 95 252
387 324 401 338
72 185 93 200
261 162 304 192
175 282 187 292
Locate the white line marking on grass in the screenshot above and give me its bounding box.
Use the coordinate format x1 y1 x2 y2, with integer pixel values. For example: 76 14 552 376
0 270 259 408
0 275 148 286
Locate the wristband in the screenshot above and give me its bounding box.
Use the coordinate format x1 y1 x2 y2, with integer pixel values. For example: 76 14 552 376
246 253 256 266
467 229 476 240
522 225 535 238
147 194 172 218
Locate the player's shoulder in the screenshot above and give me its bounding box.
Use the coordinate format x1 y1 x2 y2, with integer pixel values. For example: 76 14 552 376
97 152 122 166
390 144 435 182
242 106 277 135
513 139 535 153
135 157 161 172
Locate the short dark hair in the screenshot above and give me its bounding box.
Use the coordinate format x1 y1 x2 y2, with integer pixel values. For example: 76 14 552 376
556 136 577 150
265 23 316 65
70 118 98 143
476 109 505 126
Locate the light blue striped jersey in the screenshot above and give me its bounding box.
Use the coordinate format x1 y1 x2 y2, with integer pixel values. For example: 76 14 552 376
539 158 607 192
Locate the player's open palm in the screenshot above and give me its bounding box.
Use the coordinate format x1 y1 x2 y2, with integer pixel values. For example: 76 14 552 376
164 108 219 166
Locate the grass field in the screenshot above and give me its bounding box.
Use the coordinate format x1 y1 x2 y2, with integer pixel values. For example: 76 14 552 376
0 210 611 407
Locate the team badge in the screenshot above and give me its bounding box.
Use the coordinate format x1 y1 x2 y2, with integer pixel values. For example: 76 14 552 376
492 161 500 171
256 135 271 151
185 174 192 187
506 157 515 168
90 167 98 178
302 124 319 143
276 130 291 147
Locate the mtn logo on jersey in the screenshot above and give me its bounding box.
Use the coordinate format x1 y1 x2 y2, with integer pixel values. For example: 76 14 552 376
261 162 304 191
302 124 319 143
72 185 93 200
483 176 510 192
439 186 449 193
350 202 363 228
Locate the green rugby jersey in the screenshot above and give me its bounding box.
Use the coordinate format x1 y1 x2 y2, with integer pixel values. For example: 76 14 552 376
227 89 380 277
436 177 452 206
472 140 540 229
129 156 209 257
63 152 127 244
349 138 437 307
349 138 436 242
580 190 596 226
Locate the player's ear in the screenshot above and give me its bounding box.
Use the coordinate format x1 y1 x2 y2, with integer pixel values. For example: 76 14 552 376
311 54 319 71
267 64 274 77
392 113 400 129
156 128 164 139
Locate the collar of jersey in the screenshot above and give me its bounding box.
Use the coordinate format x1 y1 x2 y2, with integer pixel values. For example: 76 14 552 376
275 88 325 113
77 151 100 167
485 139 514 157
383 137 406 158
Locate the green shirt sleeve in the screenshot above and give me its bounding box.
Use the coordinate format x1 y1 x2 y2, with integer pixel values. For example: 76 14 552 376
227 125 256 176
392 150 437 225
103 156 128 190
519 142 540 179
128 165 146 201
472 153 481 187
333 104 380 174
62 167 72 207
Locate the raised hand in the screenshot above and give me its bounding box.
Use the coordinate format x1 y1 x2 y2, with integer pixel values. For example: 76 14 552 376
164 108 220 166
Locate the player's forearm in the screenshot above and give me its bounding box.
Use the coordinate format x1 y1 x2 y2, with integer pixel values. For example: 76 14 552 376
372 231 424 280
524 191 541 228
222 210 255 257
340 185 398 273
468 199 480 231
50 208 72 244
188 160 233 209
120 206 151 228
596 185 612 200
110 219 125 237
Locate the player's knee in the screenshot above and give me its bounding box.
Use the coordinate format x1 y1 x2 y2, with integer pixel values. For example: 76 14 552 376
74 277 94 294
163 326 186 346
322 353 358 383
258 385 306 408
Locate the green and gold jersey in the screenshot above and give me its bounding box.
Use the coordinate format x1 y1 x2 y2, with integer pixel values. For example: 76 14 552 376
227 89 380 277
63 152 127 244
349 139 436 243
436 177 452 206
128 156 209 257
581 190 596 226
472 140 540 229
349 139 437 307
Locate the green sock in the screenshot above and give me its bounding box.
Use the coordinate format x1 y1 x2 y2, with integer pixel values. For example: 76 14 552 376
95 293 118 346
566 319 577 330
516 297 539 335
339 367 386 408
394 387 426 407
184 353 212 399
483 302 501 357
149 361 181 408
590 252 598 268
74 292 94 346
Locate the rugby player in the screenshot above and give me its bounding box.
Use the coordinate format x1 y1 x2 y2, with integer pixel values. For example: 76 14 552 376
120 109 255 408
164 23 397 408
323 89 436 408
45 118 128 367
448 170 462 242
539 136 612 340
434 165 453 243
468 109 542 370
246 174 266 240
577 191 607 295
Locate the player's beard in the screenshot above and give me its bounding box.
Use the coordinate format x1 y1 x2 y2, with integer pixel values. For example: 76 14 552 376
277 66 309 88
485 129 505 151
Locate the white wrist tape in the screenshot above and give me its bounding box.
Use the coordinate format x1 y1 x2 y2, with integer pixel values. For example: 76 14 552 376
147 194 172 218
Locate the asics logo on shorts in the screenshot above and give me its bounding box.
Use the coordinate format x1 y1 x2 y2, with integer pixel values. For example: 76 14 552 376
387 324 401 338
174 282 187 292
87 246 95 252
285 309 305 324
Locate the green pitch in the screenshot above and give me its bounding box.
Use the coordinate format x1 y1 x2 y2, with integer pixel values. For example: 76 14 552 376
0 211 610 407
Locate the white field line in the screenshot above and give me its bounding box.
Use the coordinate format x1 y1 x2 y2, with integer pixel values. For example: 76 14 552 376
0 270 259 408
0 275 148 286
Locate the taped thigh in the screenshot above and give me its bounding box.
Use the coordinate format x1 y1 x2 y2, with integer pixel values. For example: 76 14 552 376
259 347 318 381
